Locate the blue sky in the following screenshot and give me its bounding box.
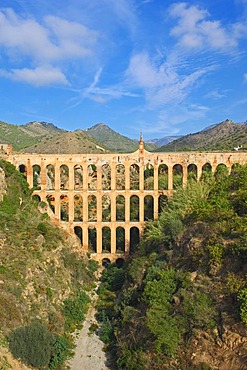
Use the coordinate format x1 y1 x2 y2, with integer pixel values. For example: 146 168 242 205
0 0 247 139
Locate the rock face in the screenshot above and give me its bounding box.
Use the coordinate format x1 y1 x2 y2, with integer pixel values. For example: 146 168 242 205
0 167 6 202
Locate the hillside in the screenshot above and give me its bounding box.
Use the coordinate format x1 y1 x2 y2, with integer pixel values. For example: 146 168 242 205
86 123 157 152
147 135 180 147
157 120 247 152
0 121 64 151
0 159 98 369
97 166 247 369
22 130 109 154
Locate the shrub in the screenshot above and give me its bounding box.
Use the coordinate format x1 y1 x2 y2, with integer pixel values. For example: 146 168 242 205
9 321 54 369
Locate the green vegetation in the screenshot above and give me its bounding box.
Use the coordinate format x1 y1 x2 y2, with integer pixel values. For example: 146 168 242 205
0 159 97 368
97 164 247 369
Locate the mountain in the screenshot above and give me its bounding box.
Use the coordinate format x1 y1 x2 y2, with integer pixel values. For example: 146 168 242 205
157 120 247 152
22 130 109 154
0 120 64 151
86 123 157 152
147 135 181 147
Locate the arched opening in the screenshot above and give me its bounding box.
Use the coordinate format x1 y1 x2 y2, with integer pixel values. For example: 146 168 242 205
201 163 212 181
130 195 139 221
116 258 125 268
32 164 41 189
60 195 69 221
32 194 41 202
188 164 197 182
74 165 83 190
158 164 168 190
116 195 125 221
144 195 154 220
215 163 229 181
102 195 111 222
102 164 111 190
158 195 168 214
116 164 125 190
116 227 125 253
88 227 97 253
102 258 111 267
60 164 69 190
74 226 83 244
88 195 97 221
231 163 241 175
19 164 27 180
173 164 183 189
46 195 55 213
130 227 140 254
144 163 154 190
102 226 111 253
88 164 97 190
130 164 139 190
46 164 55 190
74 194 83 221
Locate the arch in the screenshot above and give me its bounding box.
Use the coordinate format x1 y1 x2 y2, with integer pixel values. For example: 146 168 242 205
74 165 83 190
158 195 168 214
116 258 125 268
144 163 154 190
102 226 111 253
188 164 197 182
130 195 139 221
116 164 125 190
88 227 97 253
130 227 140 254
32 194 41 202
60 164 69 190
201 163 212 181
215 163 229 180
102 258 111 267
88 195 97 221
46 195 55 213
60 195 69 221
74 194 83 221
102 195 111 222
102 164 111 190
130 164 139 190
32 164 41 189
144 195 154 220
116 195 125 221
173 164 183 189
74 226 83 244
116 227 125 253
46 164 55 190
88 164 97 190
19 164 27 180
158 164 168 190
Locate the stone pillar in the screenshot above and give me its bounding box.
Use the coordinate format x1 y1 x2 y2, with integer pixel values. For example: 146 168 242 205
139 162 144 191
55 163 60 191
125 225 130 255
197 165 202 181
40 158 47 191
97 165 102 222
182 164 188 188
153 194 159 220
139 194 144 222
26 158 32 188
168 165 173 190
153 162 159 191
125 162 130 190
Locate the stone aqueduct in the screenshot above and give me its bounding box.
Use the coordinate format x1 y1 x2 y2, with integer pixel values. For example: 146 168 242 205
3 139 247 263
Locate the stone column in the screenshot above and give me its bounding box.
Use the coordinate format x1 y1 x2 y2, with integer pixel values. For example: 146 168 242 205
182 164 188 188
111 225 116 254
168 165 173 190
97 226 102 254
26 158 32 188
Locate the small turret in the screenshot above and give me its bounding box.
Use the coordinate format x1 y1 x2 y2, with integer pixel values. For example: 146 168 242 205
139 133 144 155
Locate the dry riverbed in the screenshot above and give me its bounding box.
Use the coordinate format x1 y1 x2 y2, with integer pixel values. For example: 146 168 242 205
66 287 112 370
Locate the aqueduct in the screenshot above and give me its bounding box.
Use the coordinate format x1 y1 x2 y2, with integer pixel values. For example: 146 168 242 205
2 138 247 263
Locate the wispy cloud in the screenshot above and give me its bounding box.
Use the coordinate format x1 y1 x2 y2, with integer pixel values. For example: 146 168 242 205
0 8 98 62
0 66 69 86
168 2 245 52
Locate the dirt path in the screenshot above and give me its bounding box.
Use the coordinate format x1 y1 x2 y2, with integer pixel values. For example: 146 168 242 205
66 288 111 370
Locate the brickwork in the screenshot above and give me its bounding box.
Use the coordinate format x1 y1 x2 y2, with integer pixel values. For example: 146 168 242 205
3 141 247 263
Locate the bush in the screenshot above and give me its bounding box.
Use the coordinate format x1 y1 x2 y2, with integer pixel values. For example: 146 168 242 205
9 321 54 369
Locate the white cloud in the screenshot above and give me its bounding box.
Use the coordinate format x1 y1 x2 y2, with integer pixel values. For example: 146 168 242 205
0 66 69 86
125 52 214 107
0 8 98 62
244 73 247 82
169 2 239 51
